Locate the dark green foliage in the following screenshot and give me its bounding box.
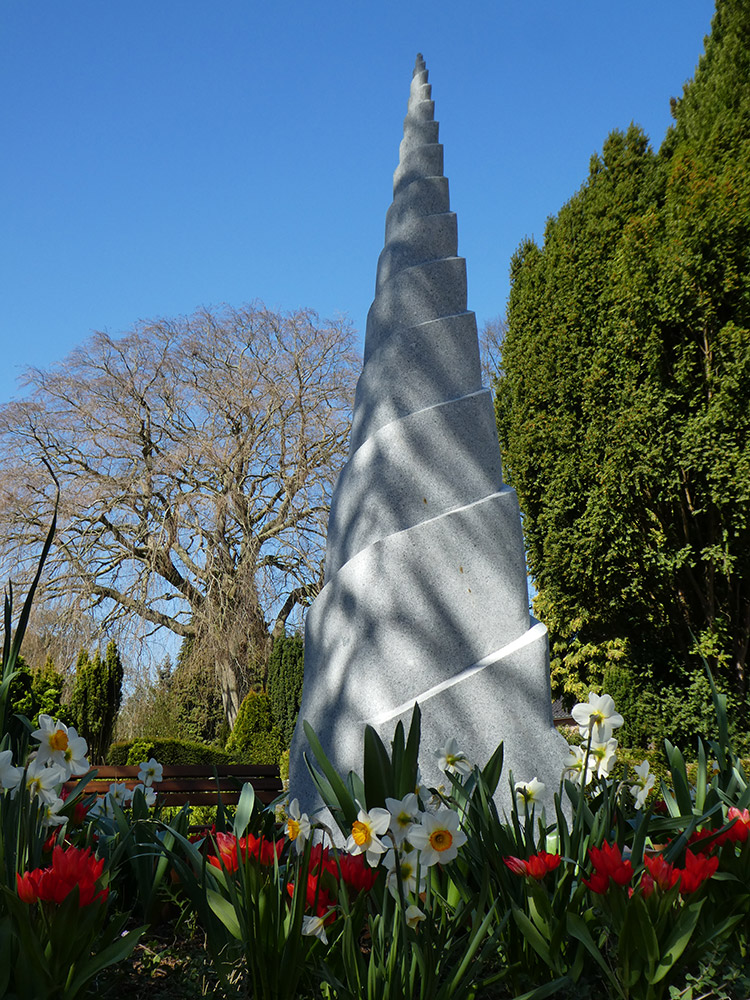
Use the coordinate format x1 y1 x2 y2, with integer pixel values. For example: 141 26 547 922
266 633 304 746
32 655 68 725
6 654 69 741
107 737 236 766
169 638 230 746
70 639 124 762
225 690 283 765
497 1 750 718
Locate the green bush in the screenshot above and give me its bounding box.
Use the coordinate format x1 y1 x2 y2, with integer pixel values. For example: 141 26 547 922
107 737 237 766
225 690 283 765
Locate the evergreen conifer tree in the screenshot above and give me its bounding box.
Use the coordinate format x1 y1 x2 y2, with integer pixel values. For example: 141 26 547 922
267 633 304 746
497 0 750 745
70 640 124 762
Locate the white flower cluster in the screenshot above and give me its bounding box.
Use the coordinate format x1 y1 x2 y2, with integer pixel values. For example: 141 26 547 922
562 692 624 787
0 714 90 828
293 749 471 942
562 691 655 809
0 714 164 827
345 777 468 904
89 758 163 818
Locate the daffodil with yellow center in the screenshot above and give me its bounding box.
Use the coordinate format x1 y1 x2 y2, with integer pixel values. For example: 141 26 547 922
345 805 391 866
285 798 311 855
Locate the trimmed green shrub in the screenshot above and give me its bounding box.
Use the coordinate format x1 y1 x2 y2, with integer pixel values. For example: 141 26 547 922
107 737 236 766
226 690 283 765
267 633 304 746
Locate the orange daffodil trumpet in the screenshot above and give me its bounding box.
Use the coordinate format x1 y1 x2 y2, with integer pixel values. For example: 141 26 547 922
31 714 89 778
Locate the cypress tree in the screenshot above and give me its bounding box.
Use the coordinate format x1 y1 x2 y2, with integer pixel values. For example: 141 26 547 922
70 640 124 762
267 633 304 746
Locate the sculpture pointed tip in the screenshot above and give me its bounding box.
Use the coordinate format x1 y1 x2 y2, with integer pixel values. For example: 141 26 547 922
414 52 426 75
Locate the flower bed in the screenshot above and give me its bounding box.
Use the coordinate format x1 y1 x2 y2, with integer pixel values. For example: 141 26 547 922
2 563 750 997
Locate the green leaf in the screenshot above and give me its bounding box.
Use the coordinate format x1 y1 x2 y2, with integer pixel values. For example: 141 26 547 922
6 503 57 674
481 741 505 797
302 721 357 826
207 888 242 939
233 781 256 837
510 905 552 967
567 912 625 997
665 741 694 816
620 892 658 982
509 978 574 1000
363 724 392 809
650 900 703 984
67 925 146 999
401 702 421 797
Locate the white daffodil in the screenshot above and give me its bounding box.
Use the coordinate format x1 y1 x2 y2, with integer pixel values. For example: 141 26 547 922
137 758 163 787
383 845 426 898
435 738 472 778
385 793 419 845
285 798 312 855
408 807 466 867
562 745 595 787
514 777 546 808
58 727 89 780
89 794 115 820
346 806 391 866
132 783 157 807
25 757 63 805
414 768 432 807
630 760 655 810
405 903 426 930
39 795 68 828
590 737 618 780
0 749 22 793
31 716 89 779
301 914 329 945
571 692 624 744
108 782 133 808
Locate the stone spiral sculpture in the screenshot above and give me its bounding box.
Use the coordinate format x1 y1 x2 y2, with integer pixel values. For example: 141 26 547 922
290 54 568 813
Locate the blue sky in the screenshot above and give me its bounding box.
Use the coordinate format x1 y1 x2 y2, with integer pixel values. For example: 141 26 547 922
1 1 716 406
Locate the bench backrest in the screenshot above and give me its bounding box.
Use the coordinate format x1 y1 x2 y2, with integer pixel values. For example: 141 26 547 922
67 764 283 807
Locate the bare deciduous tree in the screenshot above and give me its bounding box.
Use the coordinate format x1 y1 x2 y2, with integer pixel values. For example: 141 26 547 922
0 303 359 726
479 316 506 385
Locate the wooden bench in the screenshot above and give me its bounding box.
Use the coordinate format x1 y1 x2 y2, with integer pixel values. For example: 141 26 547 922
66 764 283 808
